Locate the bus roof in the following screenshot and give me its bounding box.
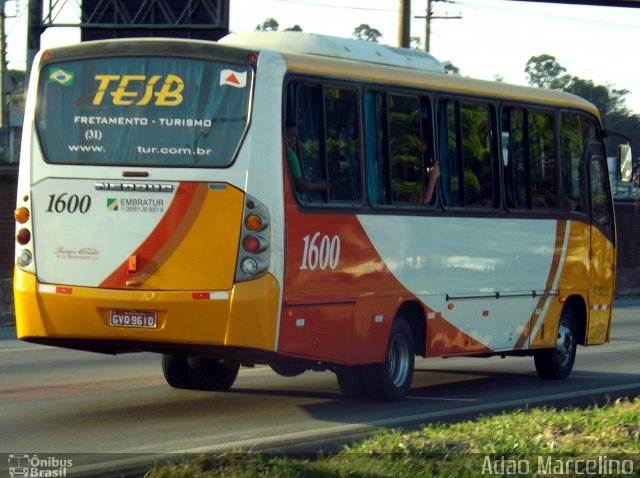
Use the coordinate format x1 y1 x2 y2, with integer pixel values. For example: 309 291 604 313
219 31 598 117
219 31 446 74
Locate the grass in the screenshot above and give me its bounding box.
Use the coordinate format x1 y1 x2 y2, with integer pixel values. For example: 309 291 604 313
145 396 640 478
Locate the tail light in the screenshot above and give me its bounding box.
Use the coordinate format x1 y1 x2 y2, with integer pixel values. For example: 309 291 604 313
235 194 270 282
16 228 31 245
15 195 35 271
15 207 30 224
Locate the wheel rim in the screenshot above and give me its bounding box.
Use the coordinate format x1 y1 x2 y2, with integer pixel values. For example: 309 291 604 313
388 334 411 388
555 319 575 368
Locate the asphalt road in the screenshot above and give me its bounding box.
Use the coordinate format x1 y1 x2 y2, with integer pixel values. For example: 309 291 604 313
1 300 639 476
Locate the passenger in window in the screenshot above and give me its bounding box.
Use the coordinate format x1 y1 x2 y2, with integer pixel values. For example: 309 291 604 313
285 122 327 194
422 138 440 205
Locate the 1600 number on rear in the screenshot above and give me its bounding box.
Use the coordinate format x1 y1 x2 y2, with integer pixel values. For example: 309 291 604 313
46 193 92 214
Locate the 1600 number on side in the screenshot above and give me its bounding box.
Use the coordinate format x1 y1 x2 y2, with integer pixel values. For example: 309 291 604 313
300 232 340 271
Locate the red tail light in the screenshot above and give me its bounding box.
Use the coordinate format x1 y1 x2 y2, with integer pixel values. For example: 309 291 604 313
16 228 31 245
243 236 260 253
235 194 270 282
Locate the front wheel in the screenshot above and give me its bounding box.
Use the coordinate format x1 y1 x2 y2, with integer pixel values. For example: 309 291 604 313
534 306 577 379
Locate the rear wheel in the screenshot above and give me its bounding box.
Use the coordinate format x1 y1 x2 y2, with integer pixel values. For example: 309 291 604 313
187 357 240 391
534 305 577 379
161 354 192 389
360 317 415 401
270 363 307 377
335 365 367 399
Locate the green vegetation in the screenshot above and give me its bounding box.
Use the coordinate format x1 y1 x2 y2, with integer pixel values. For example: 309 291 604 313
525 54 640 153
145 396 640 478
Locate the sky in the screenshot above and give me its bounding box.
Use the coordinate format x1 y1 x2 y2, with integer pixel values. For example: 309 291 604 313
4 0 640 113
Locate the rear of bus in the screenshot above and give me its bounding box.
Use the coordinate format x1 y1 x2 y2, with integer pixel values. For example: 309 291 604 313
13 39 285 387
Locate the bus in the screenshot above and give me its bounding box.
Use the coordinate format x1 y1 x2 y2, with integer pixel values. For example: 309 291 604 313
14 31 632 401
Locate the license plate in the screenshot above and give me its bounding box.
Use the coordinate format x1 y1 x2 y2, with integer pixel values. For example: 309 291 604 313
109 309 157 329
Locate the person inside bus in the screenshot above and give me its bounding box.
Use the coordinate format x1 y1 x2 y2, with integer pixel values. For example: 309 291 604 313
422 135 440 205
285 121 327 195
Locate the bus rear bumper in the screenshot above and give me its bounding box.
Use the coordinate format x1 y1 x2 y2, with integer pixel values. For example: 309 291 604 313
13 268 281 354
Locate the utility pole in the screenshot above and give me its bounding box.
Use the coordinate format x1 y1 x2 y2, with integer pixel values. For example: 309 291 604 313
398 0 411 48
1 0 6 130
415 0 461 52
27 0 44 78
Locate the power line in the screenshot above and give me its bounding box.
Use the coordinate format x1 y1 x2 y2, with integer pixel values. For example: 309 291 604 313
415 0 461 52
272 0 396 12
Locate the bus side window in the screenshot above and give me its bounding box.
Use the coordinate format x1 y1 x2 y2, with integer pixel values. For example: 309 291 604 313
324 87 362 203
560 112 591 215
502 107 530 209
439 99 496 208
421 96 438 207
288 82 363 205
529 111 558 209
438 99 462 208
460 103 494 208
589 153 613 234
388 94 423 205
366 91 435 207
365 91 386 205
293 83 327 203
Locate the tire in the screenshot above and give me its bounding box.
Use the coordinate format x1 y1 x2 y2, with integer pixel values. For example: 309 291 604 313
534 306 577 379
161 354 193 389
270 363 307 377
335 365 367 399
362 317 415 401
187 357 240 391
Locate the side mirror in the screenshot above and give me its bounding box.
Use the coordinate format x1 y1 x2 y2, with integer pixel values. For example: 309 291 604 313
619 144 632 182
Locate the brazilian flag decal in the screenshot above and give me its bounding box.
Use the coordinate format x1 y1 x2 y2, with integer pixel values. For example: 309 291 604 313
107 198 119 211
49 69 74 86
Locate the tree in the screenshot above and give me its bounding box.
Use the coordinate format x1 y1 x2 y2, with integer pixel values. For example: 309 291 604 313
352 24 382 42
525 54 632 118
255 18 302 32
605 113 640 157
524 54 568 89
255 18 279 31
565 78 630 118
525 54 640 155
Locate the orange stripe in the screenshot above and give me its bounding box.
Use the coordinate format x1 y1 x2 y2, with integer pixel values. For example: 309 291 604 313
514 220 566 350
99 182 207 288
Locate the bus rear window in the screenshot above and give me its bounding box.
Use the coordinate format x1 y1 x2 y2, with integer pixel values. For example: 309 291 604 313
36 57 252 167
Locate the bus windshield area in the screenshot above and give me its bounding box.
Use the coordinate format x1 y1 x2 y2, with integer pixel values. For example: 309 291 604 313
36 56 252 167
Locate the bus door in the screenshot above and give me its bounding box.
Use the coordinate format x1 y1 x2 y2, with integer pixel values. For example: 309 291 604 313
586 144 615 344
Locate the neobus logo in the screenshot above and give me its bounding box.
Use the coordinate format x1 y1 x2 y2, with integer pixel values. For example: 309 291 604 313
94 182 174 193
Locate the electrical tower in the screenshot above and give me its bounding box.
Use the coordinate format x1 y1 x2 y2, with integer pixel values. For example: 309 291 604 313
27 0 229 72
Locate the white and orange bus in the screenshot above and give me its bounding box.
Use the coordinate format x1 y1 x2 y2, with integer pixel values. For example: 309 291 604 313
14 32 630 401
